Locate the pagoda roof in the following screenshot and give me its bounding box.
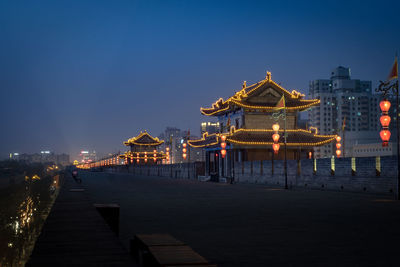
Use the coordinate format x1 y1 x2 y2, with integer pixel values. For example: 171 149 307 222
188 129 336 148
188 133 219 148
123 131 164 146
200 72 320 116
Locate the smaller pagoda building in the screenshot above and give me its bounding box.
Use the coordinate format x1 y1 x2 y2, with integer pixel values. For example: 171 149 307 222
188 71 337 178
120 131 166 165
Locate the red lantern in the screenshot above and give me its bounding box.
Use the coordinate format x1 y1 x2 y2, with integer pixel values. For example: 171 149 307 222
380 115 391 127
272 123 280 132
336 143 342 149
221 149 226 158
308 151 312 159
183 148 187 153
380 129 391 142
272 143 280 154
336 136 341 142
221 142 226 149
221 135 227 142
183 143 187 148
380 100 391 112
336 150 342 157
166 147 170 152
272 133 280 142
183 153 187 159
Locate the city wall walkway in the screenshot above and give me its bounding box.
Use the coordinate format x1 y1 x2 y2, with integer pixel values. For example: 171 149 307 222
26 173 136 266
82 171 400 267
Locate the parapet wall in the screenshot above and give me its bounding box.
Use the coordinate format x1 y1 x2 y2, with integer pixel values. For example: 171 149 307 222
234 156 397 195
101 156 397 195
105 162 201 179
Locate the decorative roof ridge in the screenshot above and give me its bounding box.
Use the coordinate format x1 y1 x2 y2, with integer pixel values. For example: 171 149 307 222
200 71 319 116
123 131 164 146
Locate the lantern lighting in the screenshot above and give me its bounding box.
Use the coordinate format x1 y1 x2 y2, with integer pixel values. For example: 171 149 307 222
183 143 187 148
380 100 391 112
380 115 391 127
183 148 187 153
183 153 187 159
221 142 226 149
221 149 226 158
272 143 280 154
336 150 342 157
272 133 280 142
380 129 391 143
336 143 342 149
272 123 280 132
336 136 341 142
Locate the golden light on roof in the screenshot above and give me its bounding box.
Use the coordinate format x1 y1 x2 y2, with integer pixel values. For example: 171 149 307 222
200 71 319 116
124 131 164 146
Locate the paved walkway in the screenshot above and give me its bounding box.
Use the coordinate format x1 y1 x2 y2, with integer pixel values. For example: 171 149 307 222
83 172 400 267
27 173 136 266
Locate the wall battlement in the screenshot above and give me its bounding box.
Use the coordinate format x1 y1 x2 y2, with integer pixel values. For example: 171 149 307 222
101 156 397 195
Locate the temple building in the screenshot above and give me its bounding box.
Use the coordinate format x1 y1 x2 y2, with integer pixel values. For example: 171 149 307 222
120 131 166 165
188 71 337 177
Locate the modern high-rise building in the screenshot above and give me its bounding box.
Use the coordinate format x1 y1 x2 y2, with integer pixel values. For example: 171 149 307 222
200 122 220 135
158 127 204 163
308 66 381 158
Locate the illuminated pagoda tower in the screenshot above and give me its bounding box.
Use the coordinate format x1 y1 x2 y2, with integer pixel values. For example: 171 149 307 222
120 131 166 165
188 71 337 177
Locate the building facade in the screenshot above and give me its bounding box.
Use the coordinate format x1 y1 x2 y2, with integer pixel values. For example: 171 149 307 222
158 127 204 163
189 71 337 178
308 66 381 158
120 131 166 165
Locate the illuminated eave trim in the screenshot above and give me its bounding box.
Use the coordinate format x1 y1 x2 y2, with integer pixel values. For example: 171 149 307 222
199 73 320 116
188 132 220 148
227 137 336 147
231 99 320 111
124 141 164 146
124 132 164 146
231 128 335 135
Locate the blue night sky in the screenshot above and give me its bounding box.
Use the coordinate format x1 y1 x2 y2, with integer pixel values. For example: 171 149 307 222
0 0 399 160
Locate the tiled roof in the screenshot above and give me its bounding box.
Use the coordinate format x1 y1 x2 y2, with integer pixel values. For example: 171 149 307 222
200 74 319 116
188 133 219 148
188 129 336 148
124 131 164 146
227 129 336 147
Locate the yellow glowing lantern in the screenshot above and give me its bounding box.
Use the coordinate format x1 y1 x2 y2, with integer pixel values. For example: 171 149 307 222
272 133 280 142
272 143 280 154
221 149 226 158
272 123 280 132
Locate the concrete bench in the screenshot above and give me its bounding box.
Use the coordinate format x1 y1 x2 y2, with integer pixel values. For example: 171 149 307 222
131 233 215 266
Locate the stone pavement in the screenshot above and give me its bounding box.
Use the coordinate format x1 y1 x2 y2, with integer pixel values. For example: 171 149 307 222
83 171 400 267
27 173 136 266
